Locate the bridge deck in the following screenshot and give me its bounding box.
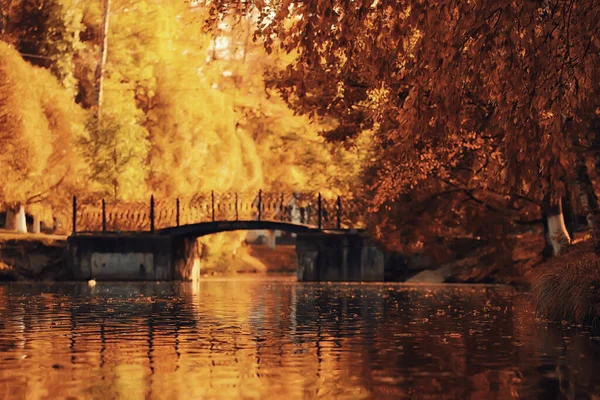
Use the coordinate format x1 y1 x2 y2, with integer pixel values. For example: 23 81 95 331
70 192 363 234
70 220 363 238
157 220 363 237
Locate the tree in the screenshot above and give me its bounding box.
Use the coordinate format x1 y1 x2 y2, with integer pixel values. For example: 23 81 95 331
206 9 373 199
0 0 84 95
209 0 600 257
0 42 88 230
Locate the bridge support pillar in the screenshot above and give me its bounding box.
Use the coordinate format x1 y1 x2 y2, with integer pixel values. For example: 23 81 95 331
295 232 385 282
172 236 201 281
67 234 203 281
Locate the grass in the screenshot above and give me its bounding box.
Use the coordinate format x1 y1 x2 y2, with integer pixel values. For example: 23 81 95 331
532 254 600 325
0 229 67 246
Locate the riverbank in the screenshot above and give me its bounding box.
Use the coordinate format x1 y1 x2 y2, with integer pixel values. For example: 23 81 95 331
0 229 68 281
0 227 593 288
405 230 596 289
200 243 297 276
244 244 296 273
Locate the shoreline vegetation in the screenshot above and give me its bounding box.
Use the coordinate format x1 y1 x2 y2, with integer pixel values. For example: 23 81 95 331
532 239 600 326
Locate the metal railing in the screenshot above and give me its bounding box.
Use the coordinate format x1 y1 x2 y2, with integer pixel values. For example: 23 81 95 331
71 191 363 234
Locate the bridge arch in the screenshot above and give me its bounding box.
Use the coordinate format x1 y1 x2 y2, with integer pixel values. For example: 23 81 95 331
156 220 326 238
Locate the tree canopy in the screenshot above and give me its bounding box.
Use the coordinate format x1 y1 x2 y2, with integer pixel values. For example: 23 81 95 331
0 42 88 221
0 0 369 267
207 0 600 252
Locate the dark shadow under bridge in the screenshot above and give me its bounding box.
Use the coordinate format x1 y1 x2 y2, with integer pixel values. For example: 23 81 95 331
156 220 357 238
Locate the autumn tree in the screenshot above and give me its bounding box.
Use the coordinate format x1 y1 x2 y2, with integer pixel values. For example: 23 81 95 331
71 0 152 200
207 0 600 258
0 0 83 95
0 42 88 231
206 9 373 200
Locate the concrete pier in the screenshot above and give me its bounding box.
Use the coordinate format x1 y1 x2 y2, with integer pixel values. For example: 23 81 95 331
68 234 175 281
295 232 385 282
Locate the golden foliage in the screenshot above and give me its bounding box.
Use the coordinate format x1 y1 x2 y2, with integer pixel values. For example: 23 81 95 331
0 1 370 266
207 0 600 253
0 42 88 217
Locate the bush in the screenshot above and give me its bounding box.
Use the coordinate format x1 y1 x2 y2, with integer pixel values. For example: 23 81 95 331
532 256 600 325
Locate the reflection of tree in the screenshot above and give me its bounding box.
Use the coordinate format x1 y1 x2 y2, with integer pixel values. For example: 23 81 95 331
292 285 530 398
528 321 600 399
2 281 600 398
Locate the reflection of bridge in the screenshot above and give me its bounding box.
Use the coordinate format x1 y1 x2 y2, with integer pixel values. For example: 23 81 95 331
71 191 363 235
67 191 385 282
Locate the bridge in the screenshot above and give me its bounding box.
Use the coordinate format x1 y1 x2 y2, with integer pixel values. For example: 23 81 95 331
67 191 385 282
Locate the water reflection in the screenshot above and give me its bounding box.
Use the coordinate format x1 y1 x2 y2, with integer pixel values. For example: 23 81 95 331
0 279 599 399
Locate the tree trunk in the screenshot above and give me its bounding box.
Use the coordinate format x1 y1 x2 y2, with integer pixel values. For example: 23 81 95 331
15 205 27 233
575 158 600 254
541 209 554 259
242 14 251 63
5 208 16 230
562 187 577 239
266 230 276 249
95 0 111 120
543 195 571 256
32 214 41 234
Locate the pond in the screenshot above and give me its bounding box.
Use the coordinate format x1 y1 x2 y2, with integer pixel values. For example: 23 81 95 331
0 276 599 399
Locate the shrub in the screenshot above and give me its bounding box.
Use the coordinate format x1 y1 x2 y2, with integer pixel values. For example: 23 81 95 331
532 256 600 325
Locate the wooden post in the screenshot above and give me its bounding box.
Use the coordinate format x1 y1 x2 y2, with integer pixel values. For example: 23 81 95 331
336 196 342 229
280 193 284 221
101 199 107 232
235 193 239 221
318 193 322 230
258 189 262 221
150 195 155 232
211 191 215 222
176 197 180 227
72 195 77 235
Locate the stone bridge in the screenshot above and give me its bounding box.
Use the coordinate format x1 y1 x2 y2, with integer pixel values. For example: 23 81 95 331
66 191 385 282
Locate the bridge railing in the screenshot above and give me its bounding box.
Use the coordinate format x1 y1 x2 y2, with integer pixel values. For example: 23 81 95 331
71 191 365 234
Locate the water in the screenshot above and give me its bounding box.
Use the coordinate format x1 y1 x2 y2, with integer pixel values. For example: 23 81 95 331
0 277 599 399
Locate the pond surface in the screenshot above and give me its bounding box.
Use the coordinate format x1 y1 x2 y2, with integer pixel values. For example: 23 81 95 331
0 276 599 399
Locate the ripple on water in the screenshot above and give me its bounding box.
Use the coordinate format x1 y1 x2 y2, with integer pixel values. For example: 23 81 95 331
0 280 598 399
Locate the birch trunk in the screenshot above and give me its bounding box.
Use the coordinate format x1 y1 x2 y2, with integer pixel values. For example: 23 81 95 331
562 188 576 239
266 230 276 249
15 205 27 233
543 196 571 256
